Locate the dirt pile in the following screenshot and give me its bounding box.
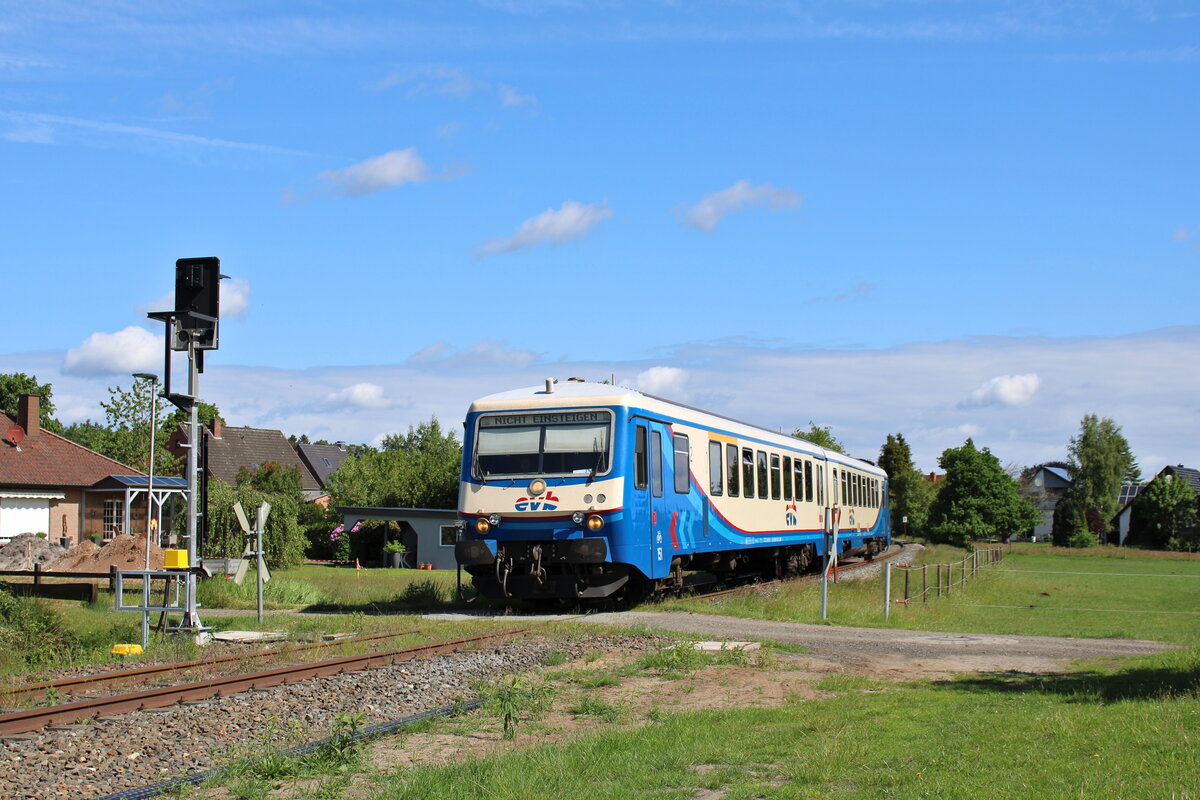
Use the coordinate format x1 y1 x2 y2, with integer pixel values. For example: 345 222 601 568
0 533 67 570
49 534 165 572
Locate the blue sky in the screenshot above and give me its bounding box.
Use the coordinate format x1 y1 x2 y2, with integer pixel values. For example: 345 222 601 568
1 1 1197 474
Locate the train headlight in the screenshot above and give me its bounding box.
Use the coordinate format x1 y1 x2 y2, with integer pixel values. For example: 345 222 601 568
528 478 546 496
586 514 604 532
474 518 491 534
488 514 502 527
572 511 585 525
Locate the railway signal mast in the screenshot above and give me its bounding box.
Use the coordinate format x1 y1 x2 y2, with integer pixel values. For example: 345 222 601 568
147 257 227 637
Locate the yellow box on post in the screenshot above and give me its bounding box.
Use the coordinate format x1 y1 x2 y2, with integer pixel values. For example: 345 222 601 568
164 549 189 570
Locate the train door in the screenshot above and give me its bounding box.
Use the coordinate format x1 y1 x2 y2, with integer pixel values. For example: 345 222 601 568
646 423 672 579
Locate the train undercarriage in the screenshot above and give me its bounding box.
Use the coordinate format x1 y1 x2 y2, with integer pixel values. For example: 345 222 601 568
458 537 890 607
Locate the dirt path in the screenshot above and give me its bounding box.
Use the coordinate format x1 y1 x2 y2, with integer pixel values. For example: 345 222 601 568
580 610 1175 679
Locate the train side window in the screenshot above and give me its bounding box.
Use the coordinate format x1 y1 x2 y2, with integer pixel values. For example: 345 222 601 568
651 431 663 498
793 459 804 503
874 479 880 508
851 473 857 506
634 425 648 490
757 450 769 499
783 456 792 501
770 454 782 500
727 444 740 497
708 441 723 496
742 448 755 498
674 434 690 494
816 464 824 505
832 468 839 505
805 460 814 502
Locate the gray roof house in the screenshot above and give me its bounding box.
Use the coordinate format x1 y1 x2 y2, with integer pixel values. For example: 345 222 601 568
169 418 324 502
1114 465 1199 545
1021 466 1073 541
296 443 350 489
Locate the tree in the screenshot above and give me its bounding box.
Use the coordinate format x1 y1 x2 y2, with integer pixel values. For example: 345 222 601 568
792 422 845 454
1128 473 1199 551
165 402 221 431
204 462 307 566
329 417 462 510
1052 415 1137 546
926 439 1041 547
877 433 935 538
0 372 63 433
87 379 179 473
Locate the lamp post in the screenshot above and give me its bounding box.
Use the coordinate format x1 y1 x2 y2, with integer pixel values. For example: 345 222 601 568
133 373 160 563
133 373 158 651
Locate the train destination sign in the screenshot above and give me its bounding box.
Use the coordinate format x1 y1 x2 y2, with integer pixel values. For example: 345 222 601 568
481 411 607 427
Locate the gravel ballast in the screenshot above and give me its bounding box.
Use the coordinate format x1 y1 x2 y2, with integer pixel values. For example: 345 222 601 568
0 634 656 800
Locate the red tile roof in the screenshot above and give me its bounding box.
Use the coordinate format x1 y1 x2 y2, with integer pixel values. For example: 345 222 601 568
0 413 144 487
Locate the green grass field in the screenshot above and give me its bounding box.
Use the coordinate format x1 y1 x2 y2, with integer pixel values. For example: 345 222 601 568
660 544 1200 644
196 564 466 612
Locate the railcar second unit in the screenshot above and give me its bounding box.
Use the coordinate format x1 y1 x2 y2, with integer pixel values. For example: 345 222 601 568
454 379 889 604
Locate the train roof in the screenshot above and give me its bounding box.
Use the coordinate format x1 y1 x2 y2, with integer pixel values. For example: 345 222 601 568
468 380 886 477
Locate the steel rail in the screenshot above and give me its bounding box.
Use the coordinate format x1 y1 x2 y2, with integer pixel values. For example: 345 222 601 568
693 544 907 601
0 627 528 736
1 627 429 702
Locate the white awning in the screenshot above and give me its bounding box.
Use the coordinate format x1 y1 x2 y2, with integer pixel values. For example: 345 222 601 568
0 490 66 500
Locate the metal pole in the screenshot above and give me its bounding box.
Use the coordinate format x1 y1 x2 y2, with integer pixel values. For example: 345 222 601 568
256 523 264 623
922 564 927 602
884 563 891 620
904 567 910 602
182 342 202 632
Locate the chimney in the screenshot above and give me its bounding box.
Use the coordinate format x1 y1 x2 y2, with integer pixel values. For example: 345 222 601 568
18 394 40 437
211 416 223 438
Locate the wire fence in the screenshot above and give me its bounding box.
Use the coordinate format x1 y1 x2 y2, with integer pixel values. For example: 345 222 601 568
890 547 1004 606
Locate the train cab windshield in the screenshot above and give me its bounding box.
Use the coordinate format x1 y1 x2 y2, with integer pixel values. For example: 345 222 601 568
474 410 612 479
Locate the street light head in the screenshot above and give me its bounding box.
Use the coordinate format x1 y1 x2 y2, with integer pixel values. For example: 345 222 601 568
132 373 158 382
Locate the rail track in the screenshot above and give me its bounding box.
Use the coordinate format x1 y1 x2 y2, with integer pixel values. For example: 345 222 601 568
1 626 433 706
0 627 528 736
691 543 908 601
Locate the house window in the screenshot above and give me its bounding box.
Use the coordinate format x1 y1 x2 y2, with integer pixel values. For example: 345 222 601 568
440 525 458 547
708 441 723 496
103 500 123 538
322 457 332 467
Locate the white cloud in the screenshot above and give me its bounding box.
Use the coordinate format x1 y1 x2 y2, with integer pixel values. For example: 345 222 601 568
959 373 1042 409
63 327 162 376
0 111 307 155
314 148 431 197
434 121 459 138
682 180 801 232
221 278 251 320
324 382 393 409
477 200 612 256
636 366 688 398
11 328 1198 479
498 84 539 108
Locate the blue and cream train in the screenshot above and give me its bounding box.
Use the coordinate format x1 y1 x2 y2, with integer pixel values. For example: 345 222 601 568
454 379 890 603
